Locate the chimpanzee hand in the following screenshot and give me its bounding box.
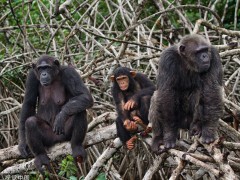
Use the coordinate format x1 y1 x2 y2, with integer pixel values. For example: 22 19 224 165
53 111 67 135
18 141 31 158
123 119 138 132
124 99 137 110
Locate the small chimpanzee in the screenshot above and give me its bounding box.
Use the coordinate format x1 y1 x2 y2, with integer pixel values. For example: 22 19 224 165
18 55 93 174
149 34 224 154
111 67 155 149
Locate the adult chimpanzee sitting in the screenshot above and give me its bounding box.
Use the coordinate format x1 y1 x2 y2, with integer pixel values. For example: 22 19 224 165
110 67 155 150
18 55 93 174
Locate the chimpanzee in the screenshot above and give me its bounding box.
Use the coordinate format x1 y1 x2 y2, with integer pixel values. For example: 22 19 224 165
18 55 93 173
111 67 155 149
149 34 224 154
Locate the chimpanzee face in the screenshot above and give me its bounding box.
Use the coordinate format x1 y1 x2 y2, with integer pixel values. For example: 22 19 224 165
179 36 211 73
116 75 129 91
33 56 60 86
110 67 136 92
37 61 54 86
195 48 210 72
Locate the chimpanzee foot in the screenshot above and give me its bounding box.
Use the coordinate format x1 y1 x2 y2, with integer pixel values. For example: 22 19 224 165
190 122 202 136
152 136 164 154
72 145 87 163
164 139 176 149
152 141 175 154
157 146 169 154
34 154 51 175
201 129 217 144
190 126 202 137
201 135 216 144
163 131 177 150
126 136 137 150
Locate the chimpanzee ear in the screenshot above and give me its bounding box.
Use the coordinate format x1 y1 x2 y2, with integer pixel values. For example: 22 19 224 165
110 75 115 82
179 45 185 53
54 59 60 66
130 71 136 77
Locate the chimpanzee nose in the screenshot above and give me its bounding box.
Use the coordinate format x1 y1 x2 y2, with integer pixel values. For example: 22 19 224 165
201 54 206 59
42 72 47 77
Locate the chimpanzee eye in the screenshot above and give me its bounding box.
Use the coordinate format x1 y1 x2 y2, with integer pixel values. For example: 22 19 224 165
117 76 125 81
37 66 52 71
37 67 42 72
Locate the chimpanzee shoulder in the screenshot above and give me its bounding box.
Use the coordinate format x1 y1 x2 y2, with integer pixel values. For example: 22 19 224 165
60 66 88 92
133 72 155 88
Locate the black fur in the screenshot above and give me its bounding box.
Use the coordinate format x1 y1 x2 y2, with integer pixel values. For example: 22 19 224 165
18 55 93 174
149 34 223 154
111 67 155 143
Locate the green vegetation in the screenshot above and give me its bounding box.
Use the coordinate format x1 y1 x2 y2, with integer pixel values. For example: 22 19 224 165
0 0 239 179
59 155 78 178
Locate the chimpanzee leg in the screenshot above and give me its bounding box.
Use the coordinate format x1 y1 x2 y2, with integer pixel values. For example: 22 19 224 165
69 111 88 163
152 120 164 154
138 95 152 125
116 117 131 143
25 116 58 155
25 116 60 174
148 91 165 154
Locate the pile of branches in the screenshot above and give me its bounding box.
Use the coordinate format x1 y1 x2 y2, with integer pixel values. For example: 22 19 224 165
0 0 240 179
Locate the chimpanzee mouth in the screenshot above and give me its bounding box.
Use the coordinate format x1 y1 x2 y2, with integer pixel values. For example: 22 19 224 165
41 81 50 86
40 77 51 86
200 64 210 72
120 86 128 91
202 63 210 68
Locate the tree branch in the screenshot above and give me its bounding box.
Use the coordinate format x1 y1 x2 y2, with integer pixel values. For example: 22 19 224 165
0 124 116 175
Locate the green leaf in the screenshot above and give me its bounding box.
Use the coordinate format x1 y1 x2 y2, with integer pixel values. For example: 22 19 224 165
69 176 78 180
58 171 65 176
96 173 106 180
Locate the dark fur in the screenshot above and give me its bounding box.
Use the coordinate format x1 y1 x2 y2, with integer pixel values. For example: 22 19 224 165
112 67 155 143
18 55 93 173
149 34 223 153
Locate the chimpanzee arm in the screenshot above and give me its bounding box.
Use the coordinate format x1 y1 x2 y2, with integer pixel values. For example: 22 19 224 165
116 116 131 143
54 67 93 134
60 67 93 116
112 85 129 122
131 73 155 103
211 47 223 86
19 69 39 156
112 86 132 142
153 46 182 148
201 47 223 143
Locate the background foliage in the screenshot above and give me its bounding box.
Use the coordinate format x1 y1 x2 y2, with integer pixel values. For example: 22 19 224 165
0 0 240 179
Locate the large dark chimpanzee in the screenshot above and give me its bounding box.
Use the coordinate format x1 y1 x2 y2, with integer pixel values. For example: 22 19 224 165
111 67 155 150
149 34 224 154
18 55 93 173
